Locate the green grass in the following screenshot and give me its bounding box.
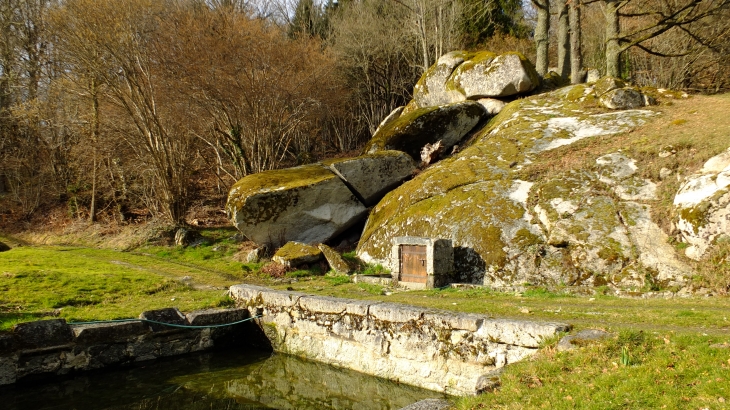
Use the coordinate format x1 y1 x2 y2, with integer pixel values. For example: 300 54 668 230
0 242 250 330
456 331 730 409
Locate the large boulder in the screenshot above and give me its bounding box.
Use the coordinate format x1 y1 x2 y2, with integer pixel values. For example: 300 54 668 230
324 151 416 206
363 101 487 160
356 87 689 291
226 164 367 246
447 52 541 99
413 51 472 107
412 51 540 107
674 148 730 260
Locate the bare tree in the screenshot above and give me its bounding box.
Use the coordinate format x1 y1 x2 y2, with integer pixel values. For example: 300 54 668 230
598 0 730 78
57 0 200 224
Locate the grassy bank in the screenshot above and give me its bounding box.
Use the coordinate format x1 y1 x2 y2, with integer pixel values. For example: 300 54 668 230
1 233 728 409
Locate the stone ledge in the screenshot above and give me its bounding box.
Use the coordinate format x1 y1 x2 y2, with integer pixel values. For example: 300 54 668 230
186 308 249 326
0 306 260 386
229 284 572 395
72 321 149 345
13 319 73 350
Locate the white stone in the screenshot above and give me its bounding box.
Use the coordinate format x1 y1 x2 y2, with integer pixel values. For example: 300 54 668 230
623 202 690 286
455 53 539 98
477 98 507 115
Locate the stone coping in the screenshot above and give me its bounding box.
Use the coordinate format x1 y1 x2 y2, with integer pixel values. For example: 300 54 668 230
0 307 260 386
230 284 571 348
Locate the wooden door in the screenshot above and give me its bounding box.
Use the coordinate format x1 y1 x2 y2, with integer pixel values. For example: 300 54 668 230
399 245 428 283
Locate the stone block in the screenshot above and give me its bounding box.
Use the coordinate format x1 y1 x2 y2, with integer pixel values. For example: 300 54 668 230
346 299 377 317
16 351 64 378
13 319 73 350
0 356 17 385
129 339 158 361
228 284 267 303
260 289 305 308
369 303 424 323
0 333 17 354
272 242 323 267
477 319 571 348
159 338 196 357
88 343 130 366
317 244 352 275
186 308 249 326
424 311 483 332
72 321 149 345
299 296 350 315
139 308 188 332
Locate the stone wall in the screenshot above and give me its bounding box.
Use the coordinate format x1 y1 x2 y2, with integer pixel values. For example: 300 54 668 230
230 284 571 395
0 307 269 386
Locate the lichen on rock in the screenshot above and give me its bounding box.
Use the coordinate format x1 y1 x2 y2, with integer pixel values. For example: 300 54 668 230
674 147 730 260
362 101 487 160
324 151 416 206
357 85 686 292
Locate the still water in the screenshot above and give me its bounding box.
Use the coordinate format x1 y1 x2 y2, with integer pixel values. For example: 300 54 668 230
0 349 448 410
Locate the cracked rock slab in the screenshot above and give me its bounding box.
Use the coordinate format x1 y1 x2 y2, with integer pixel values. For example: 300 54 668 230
226 164 367 246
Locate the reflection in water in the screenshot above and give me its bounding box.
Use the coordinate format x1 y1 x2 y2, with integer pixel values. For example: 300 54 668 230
0 349 447 410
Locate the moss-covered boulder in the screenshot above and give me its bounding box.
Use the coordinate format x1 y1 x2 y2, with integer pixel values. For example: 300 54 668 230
226 164 367 246
357 88 688 291
318 244 351 274
363 101 486 160
413 51 472 107
593 76 625 96
448 52 540 99
600 88 646 110
273 242 323 267
324 151 416 206
411 51 539 112
674 148 730 260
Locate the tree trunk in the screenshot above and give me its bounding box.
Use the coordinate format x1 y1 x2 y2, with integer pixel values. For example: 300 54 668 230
89 78 99 223
570 0 583 84
533 0 551 76
604 0 621 77
557 1 570 80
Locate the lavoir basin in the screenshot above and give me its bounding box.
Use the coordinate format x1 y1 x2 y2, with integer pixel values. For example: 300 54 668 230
0 348 448 410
